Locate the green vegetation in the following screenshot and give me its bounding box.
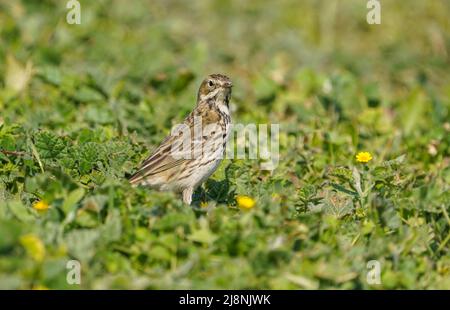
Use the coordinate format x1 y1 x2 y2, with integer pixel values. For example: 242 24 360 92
0 0 449 289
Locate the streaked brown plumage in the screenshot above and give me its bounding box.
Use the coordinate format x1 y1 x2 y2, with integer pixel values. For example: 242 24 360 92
129 74 232 204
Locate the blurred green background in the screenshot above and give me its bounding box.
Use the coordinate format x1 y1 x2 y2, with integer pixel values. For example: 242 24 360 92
0 0 449 289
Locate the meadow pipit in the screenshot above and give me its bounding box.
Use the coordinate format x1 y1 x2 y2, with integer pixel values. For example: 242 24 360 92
129 74 233 204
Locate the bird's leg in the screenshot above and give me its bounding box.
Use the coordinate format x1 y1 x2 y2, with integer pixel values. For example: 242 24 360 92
182 187 193 205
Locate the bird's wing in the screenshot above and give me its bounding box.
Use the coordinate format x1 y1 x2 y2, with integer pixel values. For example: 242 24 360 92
128 132 194 186
129 110 200 186
129 104 224 186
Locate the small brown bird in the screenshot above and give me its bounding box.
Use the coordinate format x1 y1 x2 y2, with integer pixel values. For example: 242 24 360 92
129 74 233 204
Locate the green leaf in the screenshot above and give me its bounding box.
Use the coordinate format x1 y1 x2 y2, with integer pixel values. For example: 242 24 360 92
0 219 23 250
65 229 100 262
38 66 62 86
73 86 104 102
99 209 122 243
148 245 172 261
62 188 85 215
330 183 358 197
7 200 35 222
188 228 217 245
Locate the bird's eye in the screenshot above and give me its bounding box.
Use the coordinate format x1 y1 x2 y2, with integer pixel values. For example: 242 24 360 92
208 80 214 87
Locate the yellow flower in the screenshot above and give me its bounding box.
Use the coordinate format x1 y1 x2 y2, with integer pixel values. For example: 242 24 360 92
20 234 45 262
200 201 208 208
356 151 372 163
33 200 50 211
236 195 256 209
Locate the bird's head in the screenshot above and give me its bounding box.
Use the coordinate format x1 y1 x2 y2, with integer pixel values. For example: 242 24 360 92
197 74 232 109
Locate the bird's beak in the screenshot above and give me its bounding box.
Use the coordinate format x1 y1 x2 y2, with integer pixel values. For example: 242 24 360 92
223 81 233 88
